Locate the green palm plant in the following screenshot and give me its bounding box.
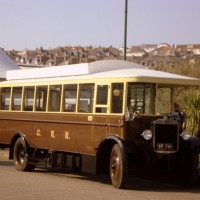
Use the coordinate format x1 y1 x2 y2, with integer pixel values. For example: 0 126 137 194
181 91 200 136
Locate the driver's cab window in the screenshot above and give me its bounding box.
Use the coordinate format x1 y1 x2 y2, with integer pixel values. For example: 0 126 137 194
127 83 155 114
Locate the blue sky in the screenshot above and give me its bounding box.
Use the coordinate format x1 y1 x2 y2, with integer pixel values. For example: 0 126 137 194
0 0 200 50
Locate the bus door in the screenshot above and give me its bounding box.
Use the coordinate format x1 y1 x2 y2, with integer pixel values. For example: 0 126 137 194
32 86 49 149
93 84 109 148
76 83 95 155
61 84 78 153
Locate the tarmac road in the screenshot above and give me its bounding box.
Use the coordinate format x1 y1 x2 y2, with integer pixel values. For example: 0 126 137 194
0 149 200 200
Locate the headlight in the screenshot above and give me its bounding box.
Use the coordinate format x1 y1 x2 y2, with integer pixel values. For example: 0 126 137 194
180 130 191 140
141 129 152 140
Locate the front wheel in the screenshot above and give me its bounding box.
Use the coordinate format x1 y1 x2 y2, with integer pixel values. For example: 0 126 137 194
110 144 128 189
13 137 35 171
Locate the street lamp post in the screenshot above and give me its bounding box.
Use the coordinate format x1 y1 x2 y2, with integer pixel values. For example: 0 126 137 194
124 0 128 61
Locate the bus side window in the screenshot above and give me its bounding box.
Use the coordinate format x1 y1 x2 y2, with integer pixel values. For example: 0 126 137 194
12 87 22 111
78 84 94 113
48 85 62 112
35 86 48 111
24 87 34 111
0 87 11 110
111 83 124 113
63 84 77 112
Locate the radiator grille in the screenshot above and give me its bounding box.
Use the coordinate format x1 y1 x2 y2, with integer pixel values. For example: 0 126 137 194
153 119 179 153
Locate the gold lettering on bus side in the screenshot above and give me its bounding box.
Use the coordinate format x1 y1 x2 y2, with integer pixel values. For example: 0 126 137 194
65 131 70 140
36 129 42 137
50 130 55 138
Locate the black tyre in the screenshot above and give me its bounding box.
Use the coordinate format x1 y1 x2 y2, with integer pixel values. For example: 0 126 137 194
13 137 35 171
180 150 199 189
110 144 128 189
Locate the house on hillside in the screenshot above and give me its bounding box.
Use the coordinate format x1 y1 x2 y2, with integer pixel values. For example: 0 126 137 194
193 44 200 55
149 45 175 57
141 44 158 53
129 46 146 57
174 44 200 57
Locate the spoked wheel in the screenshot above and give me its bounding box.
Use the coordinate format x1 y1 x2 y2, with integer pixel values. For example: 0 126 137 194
13 137 35 171
110 144 128 189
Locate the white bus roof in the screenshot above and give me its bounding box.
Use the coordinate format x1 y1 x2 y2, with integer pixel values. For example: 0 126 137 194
3 60 200 86
6 60 146 80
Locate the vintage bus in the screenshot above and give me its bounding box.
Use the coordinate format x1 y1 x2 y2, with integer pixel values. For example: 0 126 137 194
0 60 200 189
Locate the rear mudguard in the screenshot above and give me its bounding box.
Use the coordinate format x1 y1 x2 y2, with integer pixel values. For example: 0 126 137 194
9 132 27 159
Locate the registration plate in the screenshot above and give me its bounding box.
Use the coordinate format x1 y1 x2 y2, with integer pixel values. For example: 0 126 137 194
157 143 174 151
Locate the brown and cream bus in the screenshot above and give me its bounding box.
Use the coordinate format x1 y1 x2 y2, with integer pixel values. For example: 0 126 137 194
0 60 200 189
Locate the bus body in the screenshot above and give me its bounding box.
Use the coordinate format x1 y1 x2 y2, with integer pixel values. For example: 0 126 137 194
0 60 200 189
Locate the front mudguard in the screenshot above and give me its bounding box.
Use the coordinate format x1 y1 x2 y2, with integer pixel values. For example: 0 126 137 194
188 136 200 153
96 135 133 174
180 136 200 154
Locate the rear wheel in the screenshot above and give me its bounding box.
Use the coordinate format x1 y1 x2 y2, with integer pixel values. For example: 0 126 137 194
110 144 128 189
13 137 35 171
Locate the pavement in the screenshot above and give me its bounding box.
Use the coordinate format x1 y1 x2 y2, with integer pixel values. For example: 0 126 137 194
0 149 9 161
